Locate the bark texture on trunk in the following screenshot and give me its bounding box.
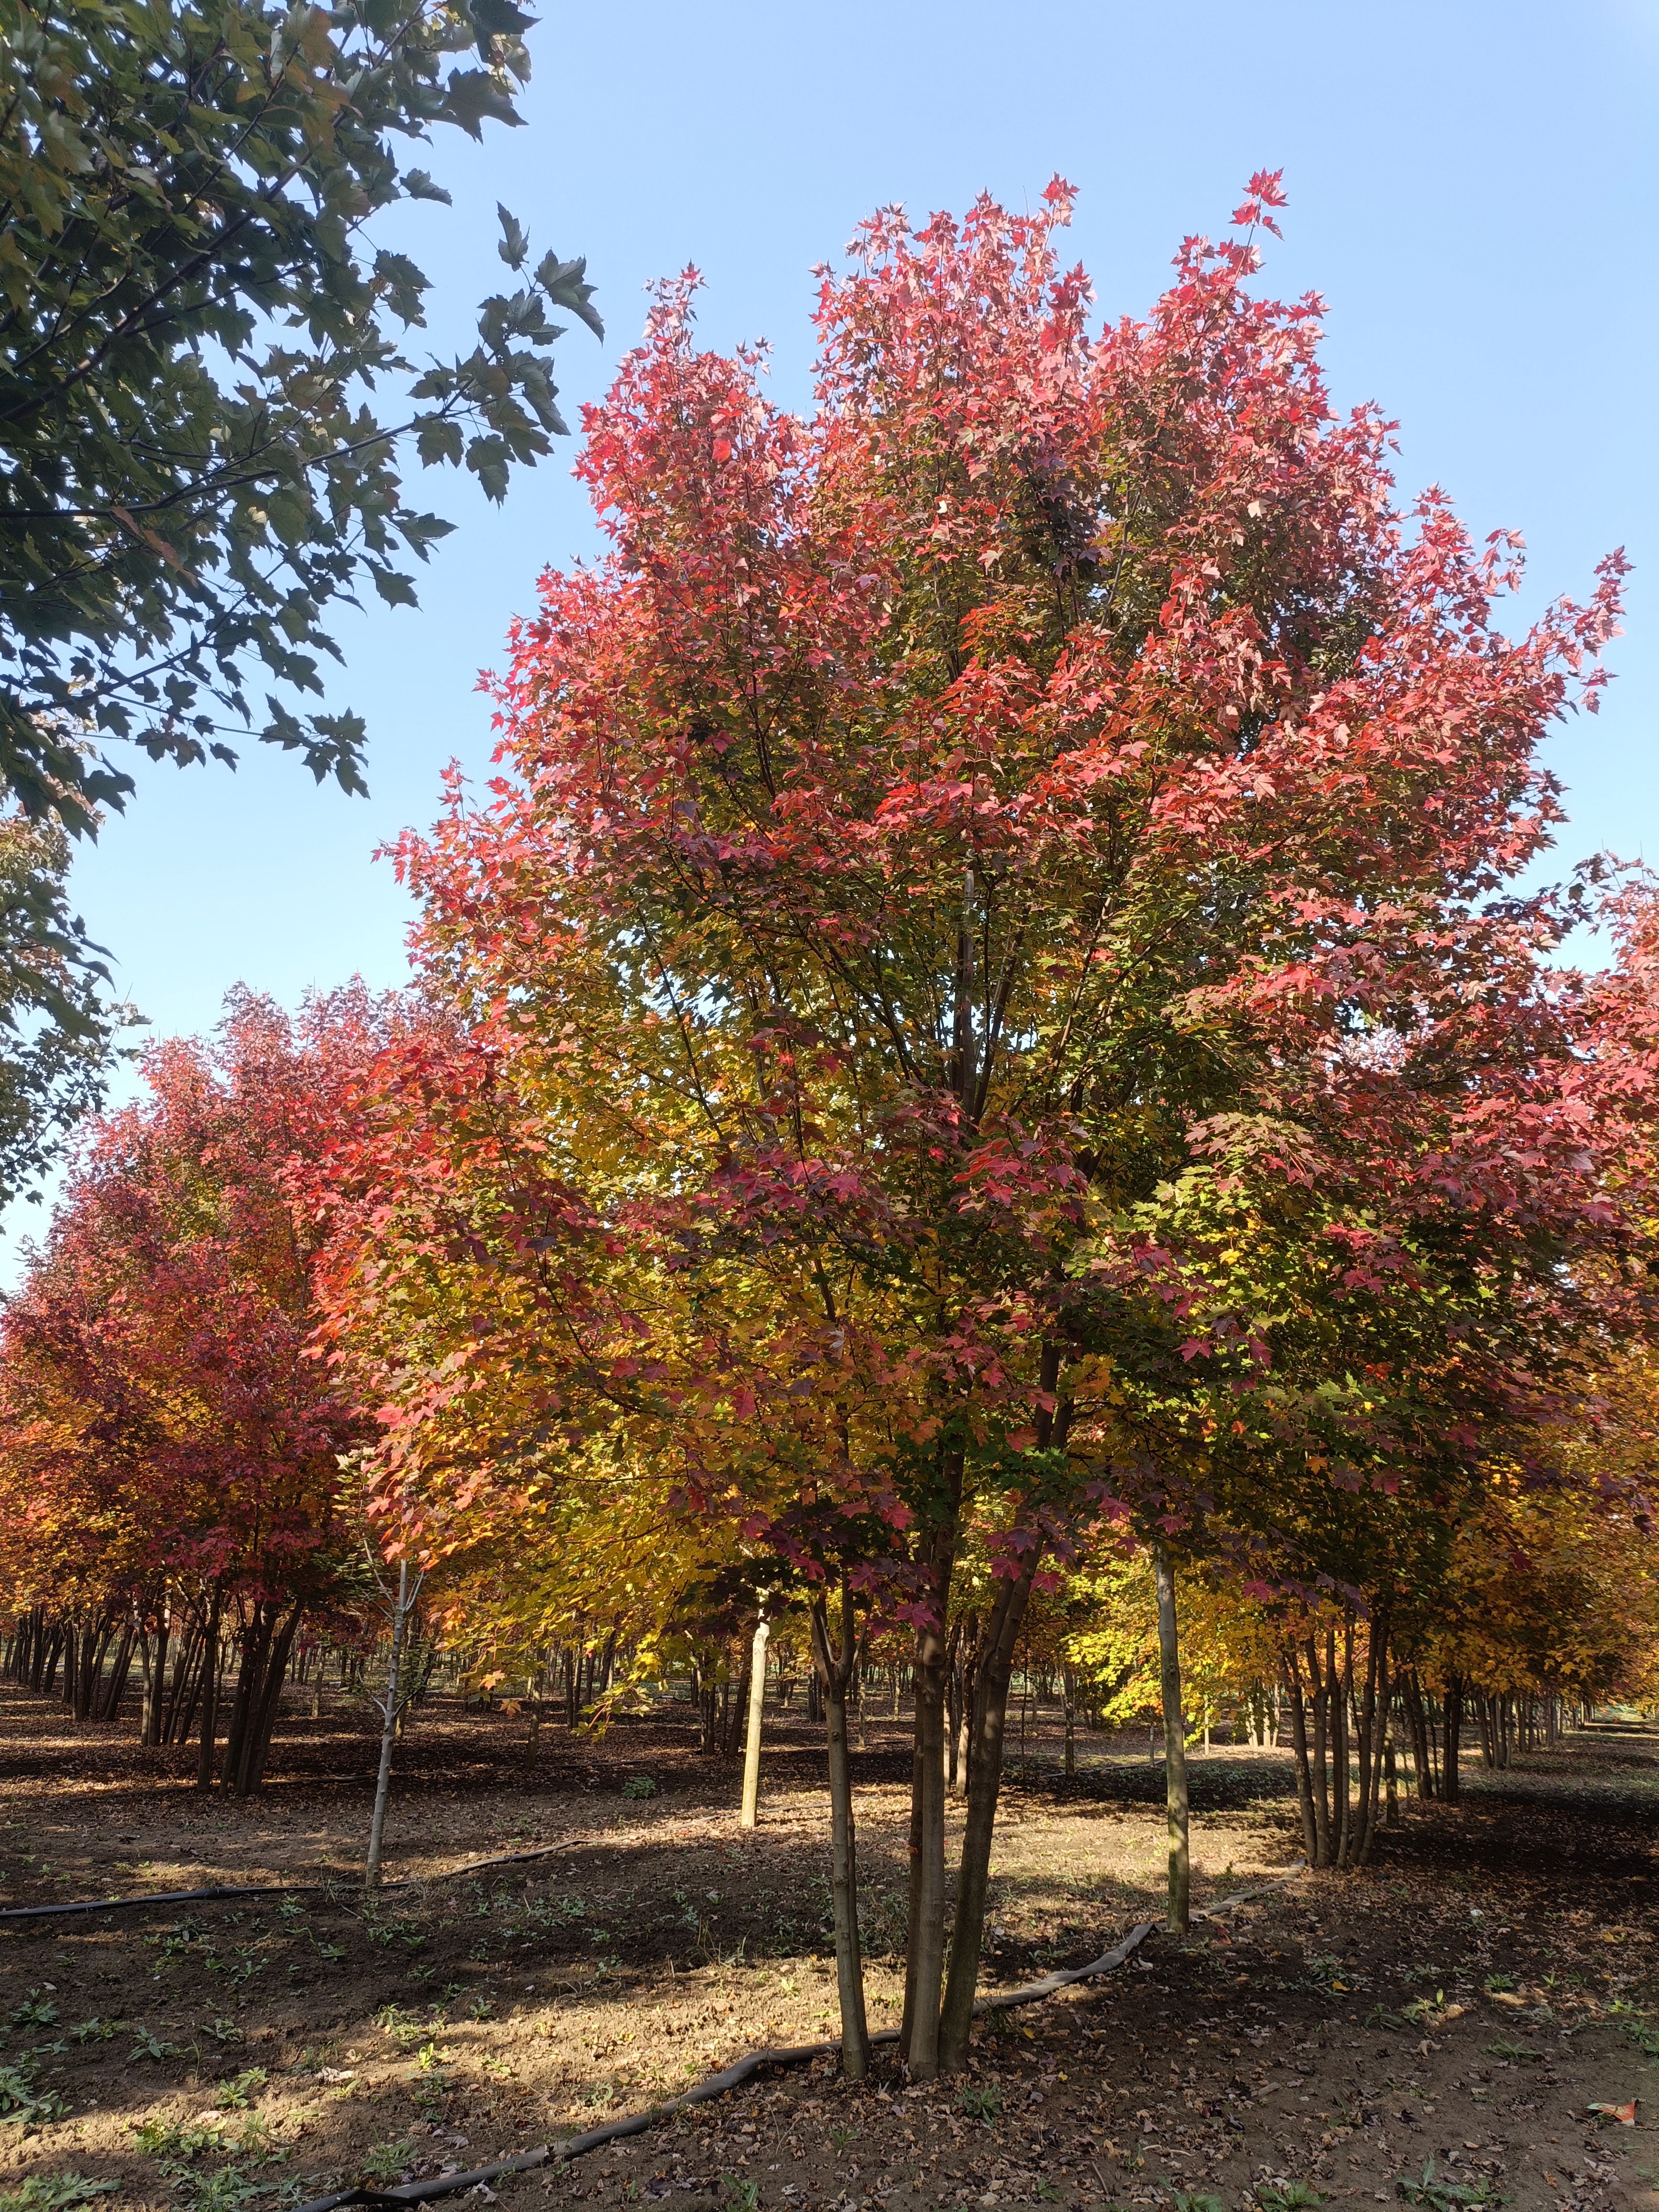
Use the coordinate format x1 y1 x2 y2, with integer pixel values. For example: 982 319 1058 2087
904 1609 950 2080
937 1552 1039 2071
196 1595 222 1792
1153 1542 1189 1931
811 1586 870 2080
1442 1675 1465 1805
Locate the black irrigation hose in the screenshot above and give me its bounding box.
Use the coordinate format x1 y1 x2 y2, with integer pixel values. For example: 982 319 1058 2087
0 1882 327 1922
0 1838 593 1923
283 1869 1305 2212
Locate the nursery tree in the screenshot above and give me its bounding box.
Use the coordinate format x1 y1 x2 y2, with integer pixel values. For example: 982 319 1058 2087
0 988 381 1786
323 175 1627 2076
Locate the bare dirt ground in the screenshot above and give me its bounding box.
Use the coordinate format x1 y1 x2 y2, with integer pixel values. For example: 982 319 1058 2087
0 1682 1654 2212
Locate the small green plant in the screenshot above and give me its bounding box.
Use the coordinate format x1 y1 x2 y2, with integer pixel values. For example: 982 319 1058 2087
621 1774 658 1800
1621 2017 1659 2058
133 2115 230 2160
127 2026 180 2064
957 2084 1002 2123
172 2168 262 2212
466 1996 497 2020
1395 2161 1508 2211
1257 2185 1324 2212
1366 2005 1408 2032
230 2113 278 2160
723 2183 759 2212
307 1936 345 1963
215 2068 269 2110
358 2138 417 2187
1173 2195 1226 2212
204 2018 245 2046
9 1994 59 2030
1482 1974 1516 1994
375 2005 426 2052
1401 1991 1446 2026
0 2178 119 2211
0 2061 68 2127
65 2019 117 2046
1484 2038 1544 2064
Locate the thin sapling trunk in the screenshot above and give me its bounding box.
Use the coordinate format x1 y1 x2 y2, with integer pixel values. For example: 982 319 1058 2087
1153 1541 1189 1931
365 1557 421 1889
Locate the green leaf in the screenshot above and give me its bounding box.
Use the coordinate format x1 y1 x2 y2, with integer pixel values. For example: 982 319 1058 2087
535 252 605 342
414 418 465 469
369 565 418 608
469 0 539 36
465 433 511 503
497 203 530 272
0 0 594 910
443 68 524 138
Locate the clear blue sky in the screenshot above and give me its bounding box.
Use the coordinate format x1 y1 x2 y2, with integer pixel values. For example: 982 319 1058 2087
11 0 1656 1250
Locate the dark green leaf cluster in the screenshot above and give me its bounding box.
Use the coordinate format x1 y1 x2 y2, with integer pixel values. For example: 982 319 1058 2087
0 807 129 1205
0 0 602 830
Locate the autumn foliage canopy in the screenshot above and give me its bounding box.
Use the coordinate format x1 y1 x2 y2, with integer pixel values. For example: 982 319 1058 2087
0 176 1652 2071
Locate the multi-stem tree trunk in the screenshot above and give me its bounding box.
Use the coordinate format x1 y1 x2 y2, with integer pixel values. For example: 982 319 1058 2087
1283 1642 1319 1862
1441 1675 1465 1805
197 1593 222 1790
1282 1611 1389 1869
937 1550 1040 2072
142 1597 170 1747
1153 1542 1189 1930
219 1598 303 1796
1399 1670 1435 1800
169 1621 209 1745
936 1370 1070 2074
1331 1623 1352 1863
1347 1610 1389 1866
810 1585 870 2080
1284 1637 1335 1863
99 1619 136 1720
723 1664 751 1757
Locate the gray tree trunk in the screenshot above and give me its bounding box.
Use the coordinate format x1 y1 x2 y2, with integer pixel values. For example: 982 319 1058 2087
1153 1542 1189 1932
365 1559 418 1889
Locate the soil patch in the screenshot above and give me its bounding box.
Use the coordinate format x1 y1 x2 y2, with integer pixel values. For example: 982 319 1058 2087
0 1688 1654 2212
